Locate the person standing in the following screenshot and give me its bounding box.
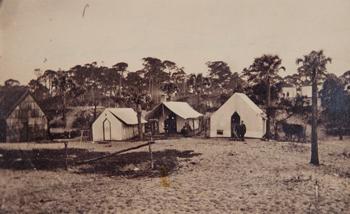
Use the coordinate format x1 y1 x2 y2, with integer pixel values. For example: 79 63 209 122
164 116 169 135
240 121 246 141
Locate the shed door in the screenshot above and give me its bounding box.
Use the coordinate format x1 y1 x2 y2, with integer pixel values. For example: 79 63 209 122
103 119 112 141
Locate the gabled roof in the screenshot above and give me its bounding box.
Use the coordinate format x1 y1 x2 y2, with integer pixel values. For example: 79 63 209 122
107 108 147 125
235 93 265 116
148 101 202 119
214 93 265 118
0 86 29 118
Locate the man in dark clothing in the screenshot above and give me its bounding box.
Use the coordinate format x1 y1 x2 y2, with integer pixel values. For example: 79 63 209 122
240 121 246 141
181 121 192 137
164 117 169 135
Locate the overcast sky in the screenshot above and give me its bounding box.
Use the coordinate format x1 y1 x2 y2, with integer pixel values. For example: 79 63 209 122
1 0 350 84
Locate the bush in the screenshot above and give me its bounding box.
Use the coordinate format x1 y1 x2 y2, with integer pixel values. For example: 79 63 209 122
72 111 95 129
50 119 66 128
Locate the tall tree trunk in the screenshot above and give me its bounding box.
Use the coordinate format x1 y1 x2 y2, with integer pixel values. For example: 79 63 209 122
47 118 52 141
93 104 97 121
310 74 319 165
92 88 97 120
119 71 122 97
338 109 343 140
149 78 153 99
197 91 200 109
183 80 186 95
266 77 271 140
62 92 66 122
137 103 143 140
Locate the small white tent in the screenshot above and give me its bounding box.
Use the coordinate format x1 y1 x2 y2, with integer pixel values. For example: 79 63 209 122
146 101 203 134
210 93 266 138
92 108 147 142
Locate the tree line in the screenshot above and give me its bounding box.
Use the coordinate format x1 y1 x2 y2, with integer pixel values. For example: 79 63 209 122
2 51 350 165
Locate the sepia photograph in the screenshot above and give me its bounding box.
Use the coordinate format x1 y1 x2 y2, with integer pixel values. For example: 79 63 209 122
0 0 349 213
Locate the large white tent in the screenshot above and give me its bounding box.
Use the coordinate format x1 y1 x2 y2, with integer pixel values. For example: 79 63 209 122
210 93 266 138
146 101 203 134
92 108 147 142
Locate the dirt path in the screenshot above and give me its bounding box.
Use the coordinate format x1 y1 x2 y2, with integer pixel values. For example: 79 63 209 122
0 138 349 213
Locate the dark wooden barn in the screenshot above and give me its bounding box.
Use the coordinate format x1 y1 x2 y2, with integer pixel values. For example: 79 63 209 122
0 86 48 142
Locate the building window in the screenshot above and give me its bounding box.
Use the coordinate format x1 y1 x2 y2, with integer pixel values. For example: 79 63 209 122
217 130 223 135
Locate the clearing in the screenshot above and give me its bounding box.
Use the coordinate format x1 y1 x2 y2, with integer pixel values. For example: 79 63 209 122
0 138 349 213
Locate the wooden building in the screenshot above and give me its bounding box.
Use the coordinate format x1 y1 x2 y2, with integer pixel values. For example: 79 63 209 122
0 87 48 142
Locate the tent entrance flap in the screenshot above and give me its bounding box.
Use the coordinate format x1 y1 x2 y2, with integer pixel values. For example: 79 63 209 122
103 119 112 141
165 112 177 134
231 112 241 138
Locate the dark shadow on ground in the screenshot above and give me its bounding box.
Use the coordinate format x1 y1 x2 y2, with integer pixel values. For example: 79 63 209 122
76 149 201 178
0 148 201 178
0 148 106 170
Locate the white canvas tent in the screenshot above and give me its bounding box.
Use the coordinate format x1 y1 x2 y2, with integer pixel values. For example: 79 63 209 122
92 108 147 141
146 101 203 134
210 93 266 138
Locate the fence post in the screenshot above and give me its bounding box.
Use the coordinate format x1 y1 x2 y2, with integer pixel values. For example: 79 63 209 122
149 130 154 170
80 130 83 143
64 142 68 170
149 142 154 169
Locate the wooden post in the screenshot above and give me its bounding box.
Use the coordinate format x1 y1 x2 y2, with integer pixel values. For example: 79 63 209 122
147 122 155 170
80 130 83 143
64 142 68 170
149 141 154 170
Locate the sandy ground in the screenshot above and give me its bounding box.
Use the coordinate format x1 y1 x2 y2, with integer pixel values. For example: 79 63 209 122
0 138 349 213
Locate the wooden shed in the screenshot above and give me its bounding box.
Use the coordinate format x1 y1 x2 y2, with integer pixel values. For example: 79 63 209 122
0 86 48 142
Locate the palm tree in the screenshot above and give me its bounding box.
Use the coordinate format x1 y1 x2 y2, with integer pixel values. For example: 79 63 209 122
296 50 331 165
283 73 302 87
242 55 285 140
340 70 350 84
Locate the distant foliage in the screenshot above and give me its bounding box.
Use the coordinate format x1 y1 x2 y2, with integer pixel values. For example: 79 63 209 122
4 79 21 87
320 74 350 136
72 111 96 129
18 54 348 139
